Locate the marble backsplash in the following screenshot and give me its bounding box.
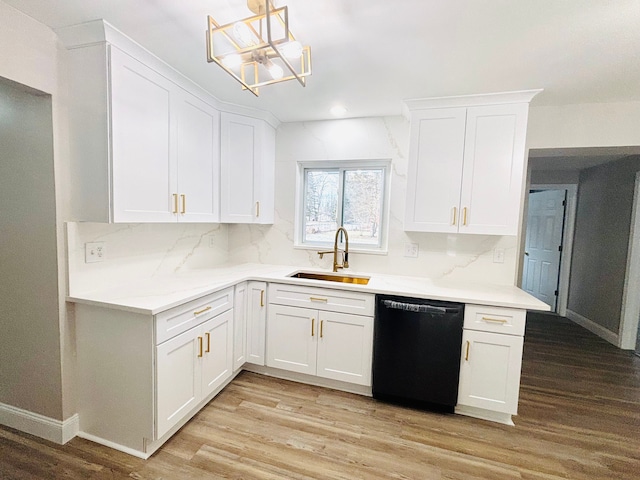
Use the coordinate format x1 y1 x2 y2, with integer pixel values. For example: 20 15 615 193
228 116 521 286
66 115 522 295
66 222 229 295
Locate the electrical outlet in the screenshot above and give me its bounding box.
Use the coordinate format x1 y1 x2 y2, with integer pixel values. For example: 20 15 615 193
209 236 217 248
85 242 106 263
404 243 419 258
493 248 505 263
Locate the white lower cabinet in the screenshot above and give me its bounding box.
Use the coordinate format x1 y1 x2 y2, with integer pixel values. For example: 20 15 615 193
74 287 234 457
233 282 247 371
267 303 373 386
157 309 234 438
456 304 526 424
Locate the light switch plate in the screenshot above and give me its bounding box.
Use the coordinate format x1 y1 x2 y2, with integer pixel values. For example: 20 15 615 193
85 242 106 263
493 248 505 263
404 243 419 258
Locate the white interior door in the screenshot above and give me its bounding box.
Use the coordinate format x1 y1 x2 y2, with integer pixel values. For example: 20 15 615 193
522 189 566 310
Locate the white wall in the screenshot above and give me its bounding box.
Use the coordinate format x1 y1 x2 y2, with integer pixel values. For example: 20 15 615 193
229 117 520 285
528 102 640 149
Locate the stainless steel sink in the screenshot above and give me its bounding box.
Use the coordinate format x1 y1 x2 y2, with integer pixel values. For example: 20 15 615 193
289 271 370 285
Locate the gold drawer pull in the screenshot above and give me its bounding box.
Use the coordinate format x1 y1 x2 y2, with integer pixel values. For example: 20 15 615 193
465 340 470 361
311 318 315 337
482 316 508 324
197 336 203 358
194 306 212 316
180 194 186 214
260 290 265 307
462 207 468 226
205 332 210 353
256 201 260 217
320 320 324 338
452 206 457 226
310 296 328 303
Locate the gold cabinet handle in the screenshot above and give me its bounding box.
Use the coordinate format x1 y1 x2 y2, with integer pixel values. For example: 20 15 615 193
172 193 179 214
205 332 210 353
180 194 186 214
260 290 264 307
310 297 328 303
320 320 324 338
452 206 457 226
194 306 212 316
462 207 468 226
311 318 315 337
481 316 508 324
198 336 203 358
256 201 260 217
465 340 470 361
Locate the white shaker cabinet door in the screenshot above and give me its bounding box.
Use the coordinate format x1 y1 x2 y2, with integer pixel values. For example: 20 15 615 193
156 327 201 439
110 47 177 222
267 305 317 376
201 310 234 398
457 329 524 415
316 311 373 386
246 281 267 366
175 91 220 223
459 103 528 235
233 282 248 371
220 112 274 224
404 107 466 233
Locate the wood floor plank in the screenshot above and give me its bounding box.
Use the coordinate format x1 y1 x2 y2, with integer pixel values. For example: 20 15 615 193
1 312 638 479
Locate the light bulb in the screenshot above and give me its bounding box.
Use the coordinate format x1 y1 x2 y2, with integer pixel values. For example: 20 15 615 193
280 40 303 59
233 22 256 47
267 62 284 80
221 53 242 68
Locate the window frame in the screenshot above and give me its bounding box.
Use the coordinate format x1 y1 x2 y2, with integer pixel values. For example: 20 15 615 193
294 159 391 254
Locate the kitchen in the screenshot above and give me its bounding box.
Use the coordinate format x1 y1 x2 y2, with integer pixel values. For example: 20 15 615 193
1 1 639 478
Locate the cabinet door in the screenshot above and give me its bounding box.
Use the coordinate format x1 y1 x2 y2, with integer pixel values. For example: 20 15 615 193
316 312 373 386
233 282 247 370
110 47 177 222
459 103 529 235
246 281 267 365
404 108 466 232
156 327 201 438
267 305 317 375
201 310 234 398
175 91 220 223
220 112 274 224
457 330 524 414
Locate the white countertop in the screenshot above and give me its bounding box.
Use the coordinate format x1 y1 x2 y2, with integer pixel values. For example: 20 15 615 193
66 263 551 315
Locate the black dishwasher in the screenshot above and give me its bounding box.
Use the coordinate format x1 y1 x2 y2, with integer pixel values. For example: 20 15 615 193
373 295 464 412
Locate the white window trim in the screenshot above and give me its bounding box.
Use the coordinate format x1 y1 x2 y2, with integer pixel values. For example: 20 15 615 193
294 159 391 255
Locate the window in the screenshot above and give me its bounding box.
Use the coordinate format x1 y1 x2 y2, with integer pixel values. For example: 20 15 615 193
296 161 390 252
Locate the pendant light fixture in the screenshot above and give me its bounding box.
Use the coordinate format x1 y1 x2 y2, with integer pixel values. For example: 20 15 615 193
206 0 312 96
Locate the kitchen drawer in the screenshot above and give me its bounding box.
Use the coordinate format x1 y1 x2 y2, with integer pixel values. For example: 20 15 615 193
464 304 526 336
268 283 374 316
155 287 234 344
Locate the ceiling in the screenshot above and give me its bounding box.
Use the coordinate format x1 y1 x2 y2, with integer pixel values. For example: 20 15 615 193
5 0 640 123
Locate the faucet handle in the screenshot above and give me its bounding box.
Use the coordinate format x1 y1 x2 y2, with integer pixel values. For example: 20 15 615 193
343 251 349 268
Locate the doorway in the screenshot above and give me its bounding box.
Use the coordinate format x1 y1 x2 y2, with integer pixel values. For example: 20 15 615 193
522 184 578 314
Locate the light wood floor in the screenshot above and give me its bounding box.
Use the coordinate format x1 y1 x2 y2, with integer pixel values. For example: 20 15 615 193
1 312 639 479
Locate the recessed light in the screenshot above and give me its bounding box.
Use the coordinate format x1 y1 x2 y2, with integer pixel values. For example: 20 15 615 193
330 105 348 117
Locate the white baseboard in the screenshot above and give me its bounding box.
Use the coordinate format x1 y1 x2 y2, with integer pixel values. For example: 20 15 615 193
565 309 619 347
0 402 79 444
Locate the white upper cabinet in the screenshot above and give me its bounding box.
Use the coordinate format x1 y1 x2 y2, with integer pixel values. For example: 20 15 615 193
220 112 275 224
404 91 540 235
67 44 221 223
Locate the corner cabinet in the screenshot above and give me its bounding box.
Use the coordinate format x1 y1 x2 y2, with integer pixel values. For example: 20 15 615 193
404 90 541 235
455 304 526 425
66 43 220 223
220 112 275 224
